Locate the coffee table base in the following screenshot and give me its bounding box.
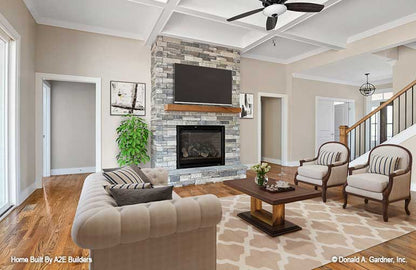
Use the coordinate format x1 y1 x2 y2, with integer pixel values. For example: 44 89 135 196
238 211 302 237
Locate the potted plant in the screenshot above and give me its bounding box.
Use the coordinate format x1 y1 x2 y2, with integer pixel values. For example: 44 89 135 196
251 163 271 186
116 115 151 166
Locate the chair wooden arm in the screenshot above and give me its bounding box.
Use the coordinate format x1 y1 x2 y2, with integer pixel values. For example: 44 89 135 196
348 164 369 175
299 157 318 166
389 169 407 178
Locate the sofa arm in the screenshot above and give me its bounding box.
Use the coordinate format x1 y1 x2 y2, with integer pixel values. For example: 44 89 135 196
71 194 222 250
142 168 169 186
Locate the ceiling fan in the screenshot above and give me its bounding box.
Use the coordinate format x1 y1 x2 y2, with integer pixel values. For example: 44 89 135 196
227 0 325 31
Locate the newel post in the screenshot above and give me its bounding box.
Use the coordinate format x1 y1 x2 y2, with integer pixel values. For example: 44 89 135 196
339 125 349 146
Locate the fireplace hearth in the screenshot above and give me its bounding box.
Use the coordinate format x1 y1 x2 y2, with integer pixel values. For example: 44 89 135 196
177 126 225 169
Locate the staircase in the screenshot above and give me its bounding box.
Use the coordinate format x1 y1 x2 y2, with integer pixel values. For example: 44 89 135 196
339 79 416 161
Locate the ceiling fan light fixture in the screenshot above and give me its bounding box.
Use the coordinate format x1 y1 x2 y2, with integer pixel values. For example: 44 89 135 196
359 73 376 97
263 4 287 17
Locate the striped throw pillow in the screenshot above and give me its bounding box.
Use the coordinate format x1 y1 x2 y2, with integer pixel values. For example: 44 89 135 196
317 151 341 166
103 166 148 185
369 155 400 176
104 183 153 193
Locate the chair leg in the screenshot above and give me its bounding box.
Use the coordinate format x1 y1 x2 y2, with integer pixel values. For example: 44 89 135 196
294 174 298 186
343 192 348 209
322 185 327 203
382 201 389 222
364 199 369 204
314 186 318 190
405 198 411 216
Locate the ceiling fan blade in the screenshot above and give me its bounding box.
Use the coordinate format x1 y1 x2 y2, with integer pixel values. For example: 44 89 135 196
227 8 264 22
285 3 324 12
266 16 278 31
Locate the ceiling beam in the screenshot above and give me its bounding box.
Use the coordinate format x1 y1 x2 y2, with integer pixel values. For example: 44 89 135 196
145 0 181 46
127 0 166 8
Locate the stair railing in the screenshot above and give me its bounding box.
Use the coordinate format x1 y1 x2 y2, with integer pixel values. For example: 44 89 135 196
340 79 416 161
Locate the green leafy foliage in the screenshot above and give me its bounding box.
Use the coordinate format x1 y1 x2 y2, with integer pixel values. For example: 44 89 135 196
116 115 151 166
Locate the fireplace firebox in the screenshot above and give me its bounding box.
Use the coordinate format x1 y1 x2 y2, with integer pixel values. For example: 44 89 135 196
177 125 225 169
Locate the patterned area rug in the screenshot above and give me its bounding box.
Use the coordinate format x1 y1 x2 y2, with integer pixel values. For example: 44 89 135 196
217 195 416 270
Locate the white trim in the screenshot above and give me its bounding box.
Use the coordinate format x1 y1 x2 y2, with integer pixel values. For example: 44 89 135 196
315 96 356 153
51 167 96 176
243 47 329 65
284 161 300 167
292 73 393 87
411 183 416 192
257 92 288 167
348 13 416 44
35 73 102 188
0 12 21 211
261 157 282 165
42 82 51 177
18 182 37 205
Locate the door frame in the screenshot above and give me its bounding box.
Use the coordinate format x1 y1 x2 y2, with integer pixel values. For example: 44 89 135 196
0 13 20 217
315 96 356 153
36 73 102 187
257 92 288 166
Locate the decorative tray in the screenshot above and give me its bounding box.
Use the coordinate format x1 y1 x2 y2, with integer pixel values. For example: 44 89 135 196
260 181 295 193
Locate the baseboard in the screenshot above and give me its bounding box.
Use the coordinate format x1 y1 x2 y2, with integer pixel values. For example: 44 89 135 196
283 161 300 167
18 182 37 204
261 157 282 165
51 166 96 176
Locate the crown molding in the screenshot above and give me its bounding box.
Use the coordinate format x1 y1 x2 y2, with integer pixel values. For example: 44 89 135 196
347 12 416 44
37 17 144 40
292 73 392 87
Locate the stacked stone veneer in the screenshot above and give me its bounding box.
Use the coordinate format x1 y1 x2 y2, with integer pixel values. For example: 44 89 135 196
151 36 246 186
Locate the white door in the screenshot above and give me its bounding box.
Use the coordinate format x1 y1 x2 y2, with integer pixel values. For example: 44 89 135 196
0 31 9 214
42 82 51 177
316 99 334 152
334 103 349 141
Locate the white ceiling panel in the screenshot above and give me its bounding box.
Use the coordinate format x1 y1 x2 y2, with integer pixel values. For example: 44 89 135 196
162 12 267 48
296 53 393 85
285 0 416 46
24 0 163 40
243 36 324 63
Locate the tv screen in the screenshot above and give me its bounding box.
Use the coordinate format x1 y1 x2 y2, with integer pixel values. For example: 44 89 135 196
174 64 232 106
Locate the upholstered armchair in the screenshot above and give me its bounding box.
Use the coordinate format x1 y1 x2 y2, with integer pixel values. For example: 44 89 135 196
294 142 350 202
343 144 412 222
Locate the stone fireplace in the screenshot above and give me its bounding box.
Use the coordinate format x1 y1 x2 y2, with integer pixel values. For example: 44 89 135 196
150 36 246 185
177 125 225 169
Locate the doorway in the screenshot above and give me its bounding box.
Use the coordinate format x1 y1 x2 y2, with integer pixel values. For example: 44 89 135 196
36 73 101 184
257 93 288 166
316 97 355 153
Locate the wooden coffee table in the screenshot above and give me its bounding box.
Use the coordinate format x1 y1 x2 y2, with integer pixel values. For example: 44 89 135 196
224 178 321 237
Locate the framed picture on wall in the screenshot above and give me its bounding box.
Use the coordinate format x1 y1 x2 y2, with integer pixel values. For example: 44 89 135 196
110 81 146 116
240 93 254 119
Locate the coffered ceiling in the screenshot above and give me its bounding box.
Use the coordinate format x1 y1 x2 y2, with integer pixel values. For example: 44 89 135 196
24 0 416 64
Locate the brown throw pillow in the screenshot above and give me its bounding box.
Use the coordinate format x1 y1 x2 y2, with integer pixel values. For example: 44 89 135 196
103 165 151 184
109 186 173 206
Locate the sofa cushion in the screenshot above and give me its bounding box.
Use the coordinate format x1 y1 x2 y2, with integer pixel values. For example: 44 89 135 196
368 155 400 176
297 165 328 179
347 173 389 193
104 183 153 193
103 165 151 183
317 151 340 166
109 186 174 206
103 166 148 185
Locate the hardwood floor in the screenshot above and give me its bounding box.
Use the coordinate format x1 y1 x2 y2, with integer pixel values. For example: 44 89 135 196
0 164 415 270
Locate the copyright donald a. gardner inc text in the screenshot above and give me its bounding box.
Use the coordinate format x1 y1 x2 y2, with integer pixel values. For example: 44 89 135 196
331 255 407 264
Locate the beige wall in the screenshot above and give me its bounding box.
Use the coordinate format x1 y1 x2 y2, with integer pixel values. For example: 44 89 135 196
290 78 364 161
240 58 287 165
35 25 152 174
393 46 416 93
261 97 281 161
50 81 95 169
0 0 36 191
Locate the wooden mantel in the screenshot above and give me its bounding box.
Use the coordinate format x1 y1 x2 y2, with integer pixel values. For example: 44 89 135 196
164 104 241 114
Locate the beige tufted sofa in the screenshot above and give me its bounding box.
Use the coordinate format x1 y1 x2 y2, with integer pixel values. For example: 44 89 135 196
71 168 222 270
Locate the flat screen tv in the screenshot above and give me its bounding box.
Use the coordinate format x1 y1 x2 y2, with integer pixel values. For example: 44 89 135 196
174 64 232 106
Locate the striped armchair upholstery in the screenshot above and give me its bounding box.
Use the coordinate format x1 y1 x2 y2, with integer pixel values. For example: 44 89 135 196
343 144 413 222
294 142 350 202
